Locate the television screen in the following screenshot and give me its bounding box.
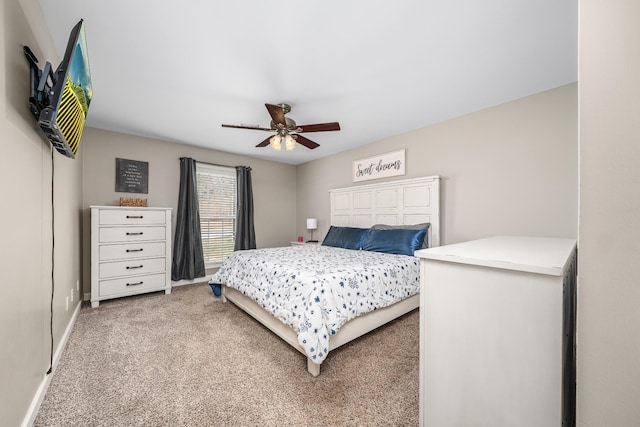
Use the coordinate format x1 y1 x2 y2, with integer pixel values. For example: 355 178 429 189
38 20 92 159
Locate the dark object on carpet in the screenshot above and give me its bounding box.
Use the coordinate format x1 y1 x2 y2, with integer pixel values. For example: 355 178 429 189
209 282 222 297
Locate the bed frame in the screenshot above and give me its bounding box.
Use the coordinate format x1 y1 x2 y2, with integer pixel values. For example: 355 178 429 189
222 175 441 376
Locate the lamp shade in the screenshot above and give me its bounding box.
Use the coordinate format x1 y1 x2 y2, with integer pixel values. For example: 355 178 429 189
306 218 318 230
270 134 282 151
285 134 296 151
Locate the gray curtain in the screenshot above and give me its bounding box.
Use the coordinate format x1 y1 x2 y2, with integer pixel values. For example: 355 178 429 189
172 157 205 280
234 166 256 250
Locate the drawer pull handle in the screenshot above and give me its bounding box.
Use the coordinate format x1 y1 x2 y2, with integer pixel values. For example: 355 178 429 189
126 281 144 287
126 265 144 270
126 215 144 219
126 248 144 253
126 232 144 236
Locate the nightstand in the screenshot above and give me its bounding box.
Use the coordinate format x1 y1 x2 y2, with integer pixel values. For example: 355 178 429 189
290 241 320 246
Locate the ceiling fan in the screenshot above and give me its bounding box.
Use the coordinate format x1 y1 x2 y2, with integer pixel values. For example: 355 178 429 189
221 103 340 150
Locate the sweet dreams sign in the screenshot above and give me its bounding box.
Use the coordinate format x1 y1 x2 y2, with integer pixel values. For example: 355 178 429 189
352 149 406 182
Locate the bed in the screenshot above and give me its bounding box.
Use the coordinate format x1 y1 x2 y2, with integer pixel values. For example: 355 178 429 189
212 175 440 376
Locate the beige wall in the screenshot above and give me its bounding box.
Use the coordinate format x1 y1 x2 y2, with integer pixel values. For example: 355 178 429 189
578 1 640 425
81 127 297 294
1 1 83 425
297 83 578 245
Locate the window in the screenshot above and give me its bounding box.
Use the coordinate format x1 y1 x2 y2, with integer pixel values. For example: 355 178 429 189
196 163 236 267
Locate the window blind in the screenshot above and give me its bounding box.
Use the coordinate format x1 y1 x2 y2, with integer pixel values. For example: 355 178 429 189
196 163 236 266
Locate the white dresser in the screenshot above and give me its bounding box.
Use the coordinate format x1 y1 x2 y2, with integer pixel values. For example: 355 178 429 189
90 206 172 308
415 236 577 427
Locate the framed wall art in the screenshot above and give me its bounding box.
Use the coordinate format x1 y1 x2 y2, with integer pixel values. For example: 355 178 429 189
115 158 149 193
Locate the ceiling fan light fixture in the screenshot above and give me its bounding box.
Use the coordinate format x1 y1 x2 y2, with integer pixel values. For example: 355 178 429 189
223 103 340 151
270 134 282 151
285 134 296 151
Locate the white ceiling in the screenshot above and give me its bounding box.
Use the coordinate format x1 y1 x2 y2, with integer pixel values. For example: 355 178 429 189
39 0 577 165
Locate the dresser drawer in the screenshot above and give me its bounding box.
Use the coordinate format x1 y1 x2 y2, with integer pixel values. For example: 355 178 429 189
99 209 167 225
99 257 166 279
99 226 166 243
99 273 167 297
99 242 166 262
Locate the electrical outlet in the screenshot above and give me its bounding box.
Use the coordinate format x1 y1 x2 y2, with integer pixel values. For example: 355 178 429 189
71 288 74 302
65 296 69 311
76 279 80 291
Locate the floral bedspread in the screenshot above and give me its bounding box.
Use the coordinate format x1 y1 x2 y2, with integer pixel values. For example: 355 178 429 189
210 245 420 364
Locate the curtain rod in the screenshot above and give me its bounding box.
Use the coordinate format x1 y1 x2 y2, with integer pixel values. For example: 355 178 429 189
196 160 236 168
180 157 251 170
180 157 234 168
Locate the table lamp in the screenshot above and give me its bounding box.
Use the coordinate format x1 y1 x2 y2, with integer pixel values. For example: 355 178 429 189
306 218 318 242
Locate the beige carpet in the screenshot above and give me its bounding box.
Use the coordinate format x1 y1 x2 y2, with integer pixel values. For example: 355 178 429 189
34 283 419 426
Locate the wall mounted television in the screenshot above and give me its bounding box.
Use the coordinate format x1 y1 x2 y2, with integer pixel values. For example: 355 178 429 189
24 19 92 159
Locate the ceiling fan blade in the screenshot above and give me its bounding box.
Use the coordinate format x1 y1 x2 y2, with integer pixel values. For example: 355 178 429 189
265 103 286 125
297 122 341 133
256 136 271 148
295 134 320 149
222 124 273 131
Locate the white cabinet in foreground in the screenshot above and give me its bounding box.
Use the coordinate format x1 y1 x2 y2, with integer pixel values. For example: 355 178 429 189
415 236 577 427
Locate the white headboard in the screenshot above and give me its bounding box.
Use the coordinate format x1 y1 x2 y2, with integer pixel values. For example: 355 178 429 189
329 175 441 247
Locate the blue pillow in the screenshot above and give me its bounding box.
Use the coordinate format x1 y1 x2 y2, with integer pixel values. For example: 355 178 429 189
321 226 369 250
360 228 427 256
371 223 430 248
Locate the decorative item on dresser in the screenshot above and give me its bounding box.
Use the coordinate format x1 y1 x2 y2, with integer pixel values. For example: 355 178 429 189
119 197 147 207
415 236 577 427
90 206 172 308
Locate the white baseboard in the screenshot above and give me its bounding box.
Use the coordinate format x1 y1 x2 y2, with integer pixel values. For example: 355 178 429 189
21 301 82 427
171 275 211 287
